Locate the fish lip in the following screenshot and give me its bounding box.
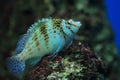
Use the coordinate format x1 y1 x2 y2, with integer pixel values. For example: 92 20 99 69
68 19 82 28
73 21 82 28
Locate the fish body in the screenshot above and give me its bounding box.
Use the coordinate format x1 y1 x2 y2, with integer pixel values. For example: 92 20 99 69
6 18 82 76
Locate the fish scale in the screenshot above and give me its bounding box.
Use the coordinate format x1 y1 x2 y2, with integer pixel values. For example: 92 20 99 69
6 18 82 76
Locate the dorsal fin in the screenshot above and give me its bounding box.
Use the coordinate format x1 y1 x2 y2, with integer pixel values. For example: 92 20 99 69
15 18 51 54
27 18 50 34
15 19 41 54
27 19 41 34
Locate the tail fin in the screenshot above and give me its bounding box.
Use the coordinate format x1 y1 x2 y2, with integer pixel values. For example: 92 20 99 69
6 55 25 76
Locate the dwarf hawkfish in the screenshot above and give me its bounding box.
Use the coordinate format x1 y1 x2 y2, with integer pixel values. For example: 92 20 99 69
6 18 82 76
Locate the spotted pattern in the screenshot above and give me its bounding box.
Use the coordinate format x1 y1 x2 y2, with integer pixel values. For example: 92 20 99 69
35 40 40 47
32 32 38 41
7 18 81 76
28 48 33 55
15 33 29 54
6 56 25 76
66 25 76 34
52 19 67 41
39 22 49 49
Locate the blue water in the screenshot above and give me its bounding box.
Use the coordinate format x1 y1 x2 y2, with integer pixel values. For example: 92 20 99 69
105 0 120 56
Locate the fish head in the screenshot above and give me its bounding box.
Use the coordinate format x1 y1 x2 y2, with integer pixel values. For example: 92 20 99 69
66 19 82 34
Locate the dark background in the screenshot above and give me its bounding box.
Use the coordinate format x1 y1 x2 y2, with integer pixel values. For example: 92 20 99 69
0 0 120 80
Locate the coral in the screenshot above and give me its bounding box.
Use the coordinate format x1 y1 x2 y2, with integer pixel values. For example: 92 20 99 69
25 41 105 80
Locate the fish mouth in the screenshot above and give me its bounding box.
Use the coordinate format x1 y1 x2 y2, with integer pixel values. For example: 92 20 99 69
71 21 82 28
68 19 82 28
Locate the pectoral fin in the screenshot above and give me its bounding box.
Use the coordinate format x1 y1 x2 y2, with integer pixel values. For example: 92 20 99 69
26 57 41 67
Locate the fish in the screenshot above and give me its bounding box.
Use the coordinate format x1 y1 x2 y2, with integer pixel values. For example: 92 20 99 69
6 18 82 76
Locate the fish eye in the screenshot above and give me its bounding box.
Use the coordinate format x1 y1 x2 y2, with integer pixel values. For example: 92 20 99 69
68 19 73 25
68 22 71 25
